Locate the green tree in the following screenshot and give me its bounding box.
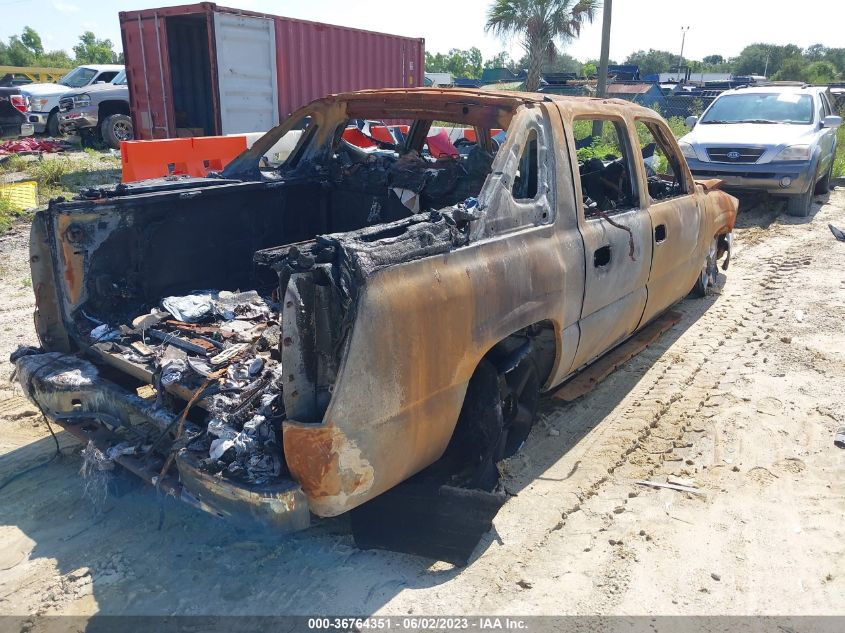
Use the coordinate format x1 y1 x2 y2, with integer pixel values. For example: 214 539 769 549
5 36 35 66
20 26 43 58
582 61 597 78
426 48 484 79
702 54 724 65
824 48 845 76
0 27 74 68
515 50 580 74
39 50 74 68
733 43 802 77
485 0 599 92
804 61 839 84
485 51 512 69
771 58 808 81
623 49 676 76
804 44 827 61
73 31 118 64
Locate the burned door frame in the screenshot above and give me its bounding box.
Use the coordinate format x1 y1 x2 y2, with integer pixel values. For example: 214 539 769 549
471 104 583 387
634 116 704 324
566 113 653 371
471 105 556 238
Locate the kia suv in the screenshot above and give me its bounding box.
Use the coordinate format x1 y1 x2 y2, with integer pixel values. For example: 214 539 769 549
679 86 841 216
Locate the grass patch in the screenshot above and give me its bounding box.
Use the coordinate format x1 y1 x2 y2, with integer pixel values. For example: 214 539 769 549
0 150 121 233
31 158 68 186
664 116 690 139
30 154 121 202
0 154 28 174
833 124 845 178
0 196 27 233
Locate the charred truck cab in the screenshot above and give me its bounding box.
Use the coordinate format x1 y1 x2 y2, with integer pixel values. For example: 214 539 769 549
15 89 737 531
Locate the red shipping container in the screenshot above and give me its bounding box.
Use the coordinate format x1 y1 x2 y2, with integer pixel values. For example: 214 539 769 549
119 2 424 139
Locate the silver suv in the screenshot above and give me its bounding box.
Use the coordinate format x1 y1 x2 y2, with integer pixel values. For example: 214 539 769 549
679 86 841 216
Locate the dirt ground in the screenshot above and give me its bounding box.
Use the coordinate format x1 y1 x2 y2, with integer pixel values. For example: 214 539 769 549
1 188 844 624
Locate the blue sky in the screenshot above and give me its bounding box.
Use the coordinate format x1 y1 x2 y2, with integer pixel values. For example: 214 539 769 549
1 0 841 64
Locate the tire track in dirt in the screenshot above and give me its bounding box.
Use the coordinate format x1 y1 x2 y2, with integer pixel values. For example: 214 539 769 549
556 225 823 612
481 227 813 612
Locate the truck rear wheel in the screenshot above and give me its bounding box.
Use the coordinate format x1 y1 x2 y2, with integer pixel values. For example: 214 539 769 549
448 353 540 489
101 114 133 149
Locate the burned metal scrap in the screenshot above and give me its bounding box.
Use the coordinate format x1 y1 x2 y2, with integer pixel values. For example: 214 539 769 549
84 288 288 486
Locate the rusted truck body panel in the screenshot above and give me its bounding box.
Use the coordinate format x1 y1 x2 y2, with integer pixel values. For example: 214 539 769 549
15 89 737 528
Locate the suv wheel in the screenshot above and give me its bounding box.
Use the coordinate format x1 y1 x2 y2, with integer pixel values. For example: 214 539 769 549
692 238 718 297
814 164 833 195
101 114 133 149
786 187 813 217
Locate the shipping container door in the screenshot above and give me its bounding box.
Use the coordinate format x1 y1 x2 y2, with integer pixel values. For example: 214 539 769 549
213 12 279 134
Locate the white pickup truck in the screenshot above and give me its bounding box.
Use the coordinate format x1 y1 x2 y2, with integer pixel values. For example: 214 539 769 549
22 64 123 137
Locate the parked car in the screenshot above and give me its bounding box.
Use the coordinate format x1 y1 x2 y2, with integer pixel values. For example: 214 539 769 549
22 64 123 137
0 73 34 88
13 89 737 532
58 70 132 149
679 85 842 216
0 87 34 139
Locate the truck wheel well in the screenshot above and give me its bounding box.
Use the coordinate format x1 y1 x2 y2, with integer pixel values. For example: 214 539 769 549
442 320 556 485
484 320 557 389
98 100 130 120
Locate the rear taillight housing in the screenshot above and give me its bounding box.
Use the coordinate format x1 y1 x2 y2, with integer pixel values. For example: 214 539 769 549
10 95 28 113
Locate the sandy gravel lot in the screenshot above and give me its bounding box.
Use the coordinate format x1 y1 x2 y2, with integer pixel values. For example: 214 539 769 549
1 188 844 625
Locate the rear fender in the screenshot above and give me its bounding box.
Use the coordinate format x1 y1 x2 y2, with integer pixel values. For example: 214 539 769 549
30 211 72 352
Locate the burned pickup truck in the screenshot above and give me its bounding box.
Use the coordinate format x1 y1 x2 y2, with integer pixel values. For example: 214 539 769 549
14 89 737 531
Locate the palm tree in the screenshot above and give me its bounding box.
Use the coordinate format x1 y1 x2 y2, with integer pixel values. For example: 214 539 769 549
486 0 599 92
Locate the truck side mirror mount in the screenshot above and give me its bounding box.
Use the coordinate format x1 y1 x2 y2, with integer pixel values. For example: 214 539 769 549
685 116 698 128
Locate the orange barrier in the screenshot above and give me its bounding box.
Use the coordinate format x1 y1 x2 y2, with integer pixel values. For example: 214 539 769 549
341 128 377 148
461 128 504 142
121 135 248 182
369 125 396 143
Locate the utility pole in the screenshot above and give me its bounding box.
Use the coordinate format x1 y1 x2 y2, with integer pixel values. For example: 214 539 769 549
593 0 612 138
677 26 689 82
763 52 770 77
595 0 612 99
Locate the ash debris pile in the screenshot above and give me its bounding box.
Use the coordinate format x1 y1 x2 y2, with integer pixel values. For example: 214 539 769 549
89 289 286 484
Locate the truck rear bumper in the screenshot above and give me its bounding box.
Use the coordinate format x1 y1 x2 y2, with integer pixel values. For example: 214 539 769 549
26 111 49 133
14 351 310 533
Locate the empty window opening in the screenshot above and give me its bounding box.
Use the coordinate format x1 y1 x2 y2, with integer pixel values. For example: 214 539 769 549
635 120 688 202
573 118 638 216
512 129 539 200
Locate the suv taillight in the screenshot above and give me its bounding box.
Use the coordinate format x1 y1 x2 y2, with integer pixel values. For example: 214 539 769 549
10 95 28 113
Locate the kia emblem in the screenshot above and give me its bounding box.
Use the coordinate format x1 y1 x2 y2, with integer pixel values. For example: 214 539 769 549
727 151 741 160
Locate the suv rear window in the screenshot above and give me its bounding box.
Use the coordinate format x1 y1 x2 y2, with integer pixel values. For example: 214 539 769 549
700 93 814 125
